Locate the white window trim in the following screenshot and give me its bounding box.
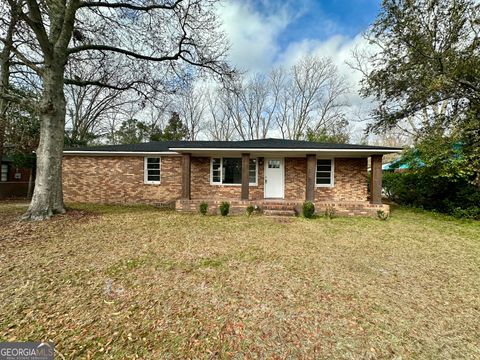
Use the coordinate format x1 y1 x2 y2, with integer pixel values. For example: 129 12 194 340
210 157 258 186
316 158 334 188
1 164 7 182
144 157 161 185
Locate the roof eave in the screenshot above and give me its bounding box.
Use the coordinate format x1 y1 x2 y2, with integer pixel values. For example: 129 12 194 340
63 151 180 156
169 147 403 154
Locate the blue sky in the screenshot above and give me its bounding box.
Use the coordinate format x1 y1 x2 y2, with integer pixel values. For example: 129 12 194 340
280 0 380 44
251 0 381 51
219 0 381 72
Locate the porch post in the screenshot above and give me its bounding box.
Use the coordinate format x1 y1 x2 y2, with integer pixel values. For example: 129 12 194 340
306 154 316 202
241 153 250 200
181 153 191 200
370 155 383 204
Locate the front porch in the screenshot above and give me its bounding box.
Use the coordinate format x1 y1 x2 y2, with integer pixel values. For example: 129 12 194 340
175 198 389 217
176 151 386 217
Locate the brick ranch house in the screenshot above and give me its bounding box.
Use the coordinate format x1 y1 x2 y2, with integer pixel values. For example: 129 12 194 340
63 139 402 216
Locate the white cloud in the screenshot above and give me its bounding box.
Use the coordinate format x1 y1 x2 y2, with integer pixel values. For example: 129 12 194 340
217 1 295 72
216 1 379 141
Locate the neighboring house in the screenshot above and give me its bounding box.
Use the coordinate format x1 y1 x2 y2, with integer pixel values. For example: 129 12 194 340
0 156 33 199
63 138 402 216
383 157 426 172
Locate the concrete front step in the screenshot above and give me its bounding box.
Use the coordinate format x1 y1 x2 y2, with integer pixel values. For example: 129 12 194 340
263 209 296 217
262 201 299 206
263 204 296 210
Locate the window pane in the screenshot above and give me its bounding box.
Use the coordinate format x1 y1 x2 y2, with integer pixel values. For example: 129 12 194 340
212 171 221 183
212 158 221 169
249 159 257 183
316 159 332 185
317 171 330 178
268 160 280 168
317 165 331 171
147 158 160 164
1 164 7 182
316 177 330 184
317 160 331 166
212 158 221 182
145 157 161 182
223 158 242 184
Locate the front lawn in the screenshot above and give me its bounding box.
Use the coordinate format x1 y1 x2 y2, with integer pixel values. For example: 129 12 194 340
0 203 479 358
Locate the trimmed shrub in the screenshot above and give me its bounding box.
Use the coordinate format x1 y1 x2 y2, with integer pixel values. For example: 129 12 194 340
377 210 389 221
219 202 230 216
325 205 336 219
246 205 255 216
199 202 208 215
303 201 315 218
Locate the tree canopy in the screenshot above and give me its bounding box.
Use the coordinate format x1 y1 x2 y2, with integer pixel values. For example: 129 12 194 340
359 0 479 185
0 0 233 219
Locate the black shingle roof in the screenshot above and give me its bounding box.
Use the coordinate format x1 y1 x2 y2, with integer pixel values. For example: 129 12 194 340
65 138 402 152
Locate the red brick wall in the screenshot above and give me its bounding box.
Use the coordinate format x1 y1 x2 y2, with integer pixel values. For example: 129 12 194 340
62 155 368 204
190 157 264 200
62 156 182 204
315 158 368 202
285 158 307 200
283 157 368 202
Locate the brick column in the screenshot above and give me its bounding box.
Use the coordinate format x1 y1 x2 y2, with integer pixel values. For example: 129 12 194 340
306 154 316 202
370 155 383 204
241 153 250 200
181 153 191 200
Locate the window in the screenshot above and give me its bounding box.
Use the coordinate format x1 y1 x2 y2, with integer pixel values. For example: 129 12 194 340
211 158 221 183
211 157 257 185
268 160 280 169
144 157 161 184
316 159 334 187
1 164 7 182
222 158 242 184
249 159 257 184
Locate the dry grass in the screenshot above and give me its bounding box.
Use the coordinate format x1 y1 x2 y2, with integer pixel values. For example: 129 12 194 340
0 203 479 359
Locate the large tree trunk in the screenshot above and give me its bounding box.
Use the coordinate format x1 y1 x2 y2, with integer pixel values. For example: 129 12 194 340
24 63 67 220
0 17 14 189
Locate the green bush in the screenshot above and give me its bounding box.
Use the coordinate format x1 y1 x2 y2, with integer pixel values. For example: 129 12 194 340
246 205 255 216
382 171 480 219
219 202 230 216
377 210 389 221
199 202 208 215
450 207 480 220
303 201 315 218
325 205 336 219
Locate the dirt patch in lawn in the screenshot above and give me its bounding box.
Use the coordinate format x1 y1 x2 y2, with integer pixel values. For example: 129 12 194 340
0 203 479 359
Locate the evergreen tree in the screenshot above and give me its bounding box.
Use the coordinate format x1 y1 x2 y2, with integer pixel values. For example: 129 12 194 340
158 112 189 141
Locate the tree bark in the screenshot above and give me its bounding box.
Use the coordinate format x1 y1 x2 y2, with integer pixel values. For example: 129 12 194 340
24 62 67 220
0 4 18 187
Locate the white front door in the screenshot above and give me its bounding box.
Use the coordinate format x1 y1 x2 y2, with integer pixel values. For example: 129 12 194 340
264 158 284 198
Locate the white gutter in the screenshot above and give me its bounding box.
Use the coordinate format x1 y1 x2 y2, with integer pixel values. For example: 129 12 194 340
169 147 403 153
63 151 180 156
